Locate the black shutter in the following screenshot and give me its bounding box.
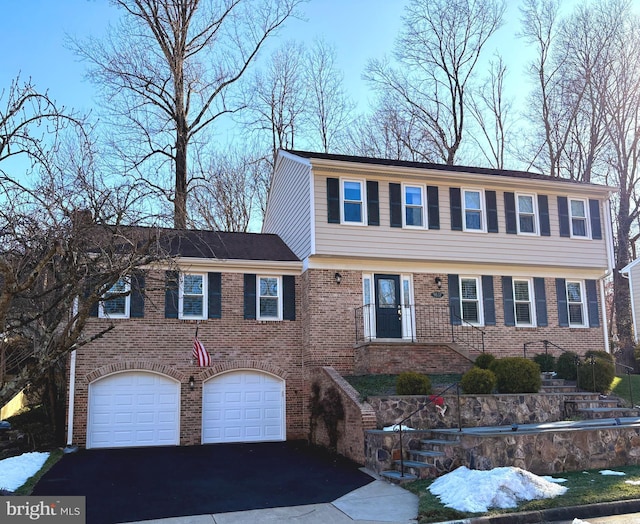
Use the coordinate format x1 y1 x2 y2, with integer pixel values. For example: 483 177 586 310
244 274 257 320
589 199 602 240
450 188 463 231
448 274 462 325
533 277 548 327
130 271 145 318
327 178 340 224
486 191 499 233
504 192 517 234
389 183 402 228
164 270 179 319
586 279 600 327
367 181 379 226
538 195 551 236
427 186 440 230
86 278 99 317
283 275 296 320
208 272 222 319
482 275 496 326
556 278 569 327
558 197 570 237
502 276 515 327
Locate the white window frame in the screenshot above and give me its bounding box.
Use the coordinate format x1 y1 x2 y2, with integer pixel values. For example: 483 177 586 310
459 276 484 326
400 275 415 340
257 275 283 321
516 193 539 235
99 278 130 319
566 280 587 327
340 178 366 226
402 184 426 229
513 278 536 327
569 198 590 239
179 272 207 320
462 189 486 232
362 274 375 339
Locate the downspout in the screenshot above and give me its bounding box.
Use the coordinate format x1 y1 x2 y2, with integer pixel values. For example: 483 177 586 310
602 195 616 352
66 349 76 446
599 279 611 354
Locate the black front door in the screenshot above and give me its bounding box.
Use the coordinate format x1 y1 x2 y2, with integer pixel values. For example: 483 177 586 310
374 274 402 338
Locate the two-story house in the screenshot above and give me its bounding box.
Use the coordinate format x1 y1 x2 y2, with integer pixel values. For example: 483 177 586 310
66 150 616 450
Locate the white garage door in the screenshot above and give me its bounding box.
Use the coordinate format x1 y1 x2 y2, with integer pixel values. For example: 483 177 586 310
87 371 180 449
202 371 285 444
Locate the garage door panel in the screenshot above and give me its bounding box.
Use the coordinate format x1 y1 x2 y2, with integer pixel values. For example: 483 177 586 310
88 372 180 449
202 371 284 444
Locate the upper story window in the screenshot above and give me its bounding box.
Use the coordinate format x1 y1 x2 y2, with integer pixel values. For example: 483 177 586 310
517 194 538 235
570 198 589 238
341 179 366 225
99 278 130 318
403 184 425 228
460 276 483 325
258 276 282 320
463 189 484 232
513 279 535 326
179 273 207 320
566 280 586 326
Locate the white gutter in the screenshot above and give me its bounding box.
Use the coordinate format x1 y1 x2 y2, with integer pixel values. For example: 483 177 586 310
66 349 77 446
599 279 611 353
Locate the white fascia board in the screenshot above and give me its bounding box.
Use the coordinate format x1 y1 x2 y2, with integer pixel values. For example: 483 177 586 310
620 257 640 275
155 257 302 275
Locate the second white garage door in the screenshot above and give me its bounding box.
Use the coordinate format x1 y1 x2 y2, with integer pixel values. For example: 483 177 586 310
202 370 285 444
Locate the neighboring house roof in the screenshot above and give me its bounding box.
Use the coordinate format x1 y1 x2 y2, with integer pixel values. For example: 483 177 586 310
620 258 639 274
284 149 613 188
160 229 299 261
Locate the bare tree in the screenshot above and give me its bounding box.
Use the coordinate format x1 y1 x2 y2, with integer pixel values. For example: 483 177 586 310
72 0 302 229
242 40 308 167
304 38 354 154
468 55 511 169
365 0 505 165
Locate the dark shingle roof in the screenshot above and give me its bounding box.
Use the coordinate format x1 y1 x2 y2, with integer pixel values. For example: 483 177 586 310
285 150 609 187
160 229 299 261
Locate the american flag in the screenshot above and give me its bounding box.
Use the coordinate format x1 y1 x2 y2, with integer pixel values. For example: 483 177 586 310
192 336 211 367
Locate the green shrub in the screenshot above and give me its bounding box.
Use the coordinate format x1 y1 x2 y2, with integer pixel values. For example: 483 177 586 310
474 353 496 370
577 357 615 393
460 367 497 394
490 357 542 393
556 351 579 380
533 353 556 373
584 350 614 363
396 372 432 395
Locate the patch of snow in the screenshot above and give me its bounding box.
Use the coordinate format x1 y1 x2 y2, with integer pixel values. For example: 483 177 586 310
428 466 568 513
572 519 591 524
0 452 49 491
382 424 413 431
541 475 568 483
625 480 640 486
599 470 625 476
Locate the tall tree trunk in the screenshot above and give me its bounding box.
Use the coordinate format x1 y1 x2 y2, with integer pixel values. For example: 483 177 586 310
615 196 635 368
174 128 188 229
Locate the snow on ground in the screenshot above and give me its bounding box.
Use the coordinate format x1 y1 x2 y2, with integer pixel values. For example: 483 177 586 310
382 424 413 431
0 452 49 491
429 466 568 513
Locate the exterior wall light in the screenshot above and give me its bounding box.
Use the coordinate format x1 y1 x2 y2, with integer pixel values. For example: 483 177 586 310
189 375 195 391
435 276 442 289
334 272 342 285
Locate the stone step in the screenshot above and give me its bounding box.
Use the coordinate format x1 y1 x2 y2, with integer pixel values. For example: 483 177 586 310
577 407 640 419
409 450 445 462
380 470 418 483
565 399 620 409
541 385 579 393
393 459 436 479
420 438 461 449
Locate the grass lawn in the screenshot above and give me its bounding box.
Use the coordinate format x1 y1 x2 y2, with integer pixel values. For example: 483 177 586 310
611 373 640 407
13 449 64 495
344 374 462 400
406 465 640 523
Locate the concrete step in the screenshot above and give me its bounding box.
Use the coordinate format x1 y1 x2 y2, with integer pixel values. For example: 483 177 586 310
380 470 418 483
393 459 436 479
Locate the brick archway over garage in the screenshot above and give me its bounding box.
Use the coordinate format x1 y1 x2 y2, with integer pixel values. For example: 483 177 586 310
85 361 186 383
197 360 289 382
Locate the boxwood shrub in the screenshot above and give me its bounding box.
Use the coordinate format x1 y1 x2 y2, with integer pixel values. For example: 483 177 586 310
577 357 615 393
556 351 579 380
474 353 496 370
490 357 541 393
533 353 556 373
396 371 432 395
460 367 497 394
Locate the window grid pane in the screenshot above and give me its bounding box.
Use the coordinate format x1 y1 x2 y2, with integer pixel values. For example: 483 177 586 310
182 274 204 318
567 282 584 325
103 279 128 316
343 181 363 223
259 277 280 319
460 278 480 323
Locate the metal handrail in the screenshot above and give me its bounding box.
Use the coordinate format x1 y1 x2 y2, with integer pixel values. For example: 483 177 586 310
522 339 569 358
394 382 461 478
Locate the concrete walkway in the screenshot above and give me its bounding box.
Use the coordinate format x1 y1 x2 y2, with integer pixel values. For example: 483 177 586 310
125 479 419 524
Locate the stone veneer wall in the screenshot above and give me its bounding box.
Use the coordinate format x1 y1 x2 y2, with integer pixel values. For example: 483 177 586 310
308 367 377 465
365 426 640 476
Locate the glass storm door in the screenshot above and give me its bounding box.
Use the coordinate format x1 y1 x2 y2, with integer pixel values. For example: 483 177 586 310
374 274 402 338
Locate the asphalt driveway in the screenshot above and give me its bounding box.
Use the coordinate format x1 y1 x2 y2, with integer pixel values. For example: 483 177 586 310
32 441 374 524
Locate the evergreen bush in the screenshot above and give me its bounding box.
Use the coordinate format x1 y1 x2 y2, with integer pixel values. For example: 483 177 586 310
460 367 497 394
396 371 432 395
577 357 615 394
474 353 496 370
490 357 542 393
556 351 579 380
533 353 556 372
